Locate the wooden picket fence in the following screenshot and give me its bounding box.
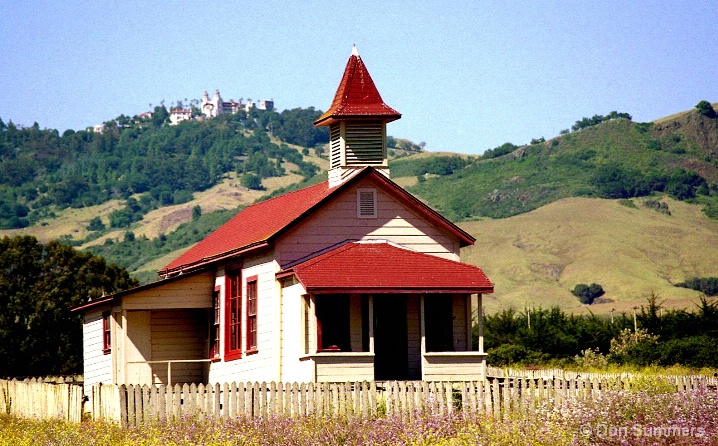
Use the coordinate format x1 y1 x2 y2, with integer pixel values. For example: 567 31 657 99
92 374 718 427
0 378 84 422
3 374 717 427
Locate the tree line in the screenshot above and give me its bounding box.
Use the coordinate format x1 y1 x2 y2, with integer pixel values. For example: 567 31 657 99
0 235 137 377
0 107 327 229
481 295 718 369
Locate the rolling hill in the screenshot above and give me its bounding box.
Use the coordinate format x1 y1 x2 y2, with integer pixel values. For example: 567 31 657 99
459 196 718 315
1 103 717 313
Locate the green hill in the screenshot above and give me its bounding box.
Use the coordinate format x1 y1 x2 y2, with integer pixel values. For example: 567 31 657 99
2 102 717 314
391 106 718 221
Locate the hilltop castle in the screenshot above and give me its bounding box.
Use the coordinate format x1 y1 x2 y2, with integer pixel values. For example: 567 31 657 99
168 89 274 125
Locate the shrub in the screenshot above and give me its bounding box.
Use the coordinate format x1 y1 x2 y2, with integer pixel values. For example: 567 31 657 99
86 216 105 231
655 336 718 368
608 327 659 365
642 199 670 215
487 344 531 366
675 277 718 296
240 173 264 190
574 347 608 369
571 283 605 304
696 100 716 117
618 199 637 209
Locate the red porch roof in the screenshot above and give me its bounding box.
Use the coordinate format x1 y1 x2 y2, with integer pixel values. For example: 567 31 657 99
159 168 476 276
314 47 401 126
280 241 494 294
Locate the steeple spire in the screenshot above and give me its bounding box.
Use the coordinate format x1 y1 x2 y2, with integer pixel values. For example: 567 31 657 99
315 47 401 187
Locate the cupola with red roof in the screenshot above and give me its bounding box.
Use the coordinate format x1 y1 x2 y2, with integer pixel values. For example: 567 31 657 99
315 46 401 187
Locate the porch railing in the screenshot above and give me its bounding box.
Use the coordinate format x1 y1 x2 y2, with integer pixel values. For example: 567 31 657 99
127 359 212 387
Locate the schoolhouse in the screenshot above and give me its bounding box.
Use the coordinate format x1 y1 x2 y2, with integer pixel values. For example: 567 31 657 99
75 47 494 394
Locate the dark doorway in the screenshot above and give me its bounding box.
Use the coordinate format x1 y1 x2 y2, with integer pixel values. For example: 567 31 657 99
373 295 409 380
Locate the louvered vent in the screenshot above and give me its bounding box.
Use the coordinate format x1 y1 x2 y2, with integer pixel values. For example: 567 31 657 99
357 188 377 218
329 124 342 169
345 122 383 166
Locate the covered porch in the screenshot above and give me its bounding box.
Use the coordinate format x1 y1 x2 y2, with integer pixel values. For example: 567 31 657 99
279 240 493 382
103 271 215 386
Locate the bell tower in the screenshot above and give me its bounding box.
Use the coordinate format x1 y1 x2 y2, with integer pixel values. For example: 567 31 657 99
314 46 401 188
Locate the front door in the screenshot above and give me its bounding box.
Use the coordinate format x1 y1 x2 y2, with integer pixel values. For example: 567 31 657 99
373 295 409 380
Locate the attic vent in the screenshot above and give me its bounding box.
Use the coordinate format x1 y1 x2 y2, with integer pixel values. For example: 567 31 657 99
357 188 377 218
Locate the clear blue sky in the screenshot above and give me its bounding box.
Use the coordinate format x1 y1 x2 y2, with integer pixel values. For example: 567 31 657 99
2 1 716 154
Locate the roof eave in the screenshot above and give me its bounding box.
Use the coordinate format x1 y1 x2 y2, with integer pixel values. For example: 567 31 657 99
158 241 269 277
304 286 494 294
71 295 115 313
314 113 402 127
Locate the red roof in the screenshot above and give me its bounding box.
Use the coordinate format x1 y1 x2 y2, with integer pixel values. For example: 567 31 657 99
161 181 336 274
159 168 475 275
280 241 494 294
314 47 401 126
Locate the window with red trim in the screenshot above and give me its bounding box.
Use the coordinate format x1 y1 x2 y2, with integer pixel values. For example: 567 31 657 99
102 311 111 354
209 287 220 359
246 277 258 353
225 269 242 360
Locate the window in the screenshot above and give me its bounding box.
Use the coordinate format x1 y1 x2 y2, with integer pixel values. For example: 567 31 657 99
102 311 111 354
424 295 454 352
246 276 258 353
315 294 350 352
209 286 220 359
357 188 377 218
225 269 242 360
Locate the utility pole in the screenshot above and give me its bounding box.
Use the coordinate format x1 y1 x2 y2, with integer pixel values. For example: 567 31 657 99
526 309 531 330
632 306 639 333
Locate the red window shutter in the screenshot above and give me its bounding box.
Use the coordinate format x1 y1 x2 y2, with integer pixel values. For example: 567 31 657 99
246 277 258 352
224 269 242 361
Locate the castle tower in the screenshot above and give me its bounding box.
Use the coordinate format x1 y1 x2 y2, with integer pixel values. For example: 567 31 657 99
314 46 401 187
214 89 224 115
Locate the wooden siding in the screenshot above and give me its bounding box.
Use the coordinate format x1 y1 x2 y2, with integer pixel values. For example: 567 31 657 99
422 352 486 382
276 180 460 266
122 271 214 310
149 310 206 385
208 253 280 384
406 296 421 380
314 353 375 382
124 311 152 385
280 280 314 383
452 295 468 351
349 294 363 352
83 308 112 394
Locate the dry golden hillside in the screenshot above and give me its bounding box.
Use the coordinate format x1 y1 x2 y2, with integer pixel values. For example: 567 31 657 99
460 196 718 315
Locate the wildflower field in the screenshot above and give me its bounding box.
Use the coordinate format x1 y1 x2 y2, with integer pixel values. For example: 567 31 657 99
1 386 716 445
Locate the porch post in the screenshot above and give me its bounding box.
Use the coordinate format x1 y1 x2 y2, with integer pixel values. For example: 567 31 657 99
419 294 426 354
120 310 128 384
477 294 484 354
465 294 472 351
368 295 374 353
419 293 426 381
310 294 317 382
